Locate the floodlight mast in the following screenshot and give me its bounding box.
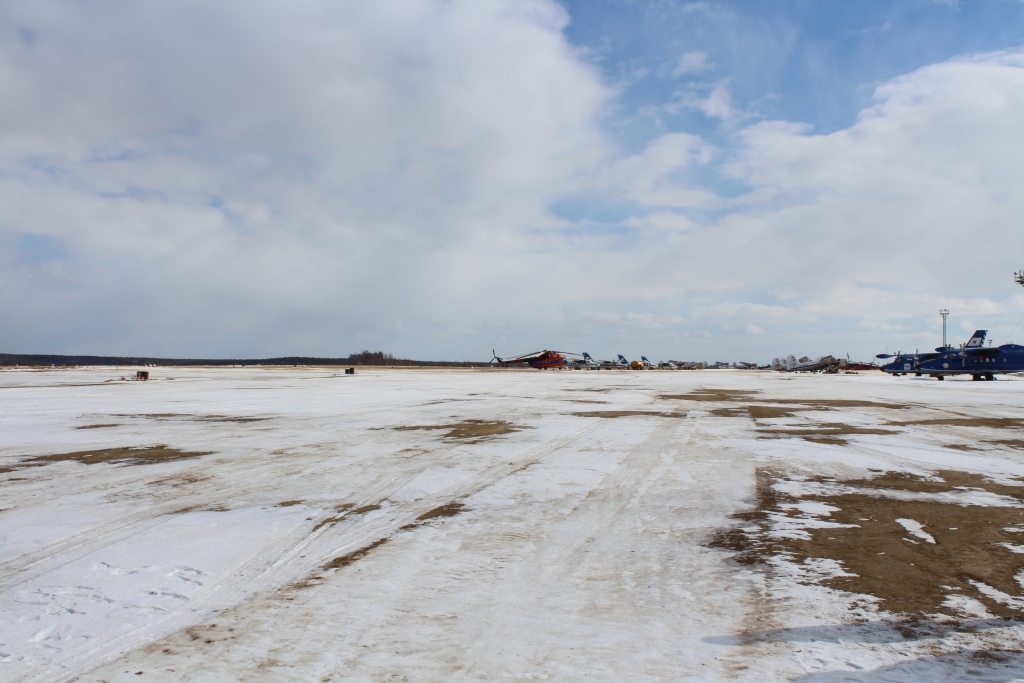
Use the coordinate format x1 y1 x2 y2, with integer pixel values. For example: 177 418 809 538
940 309 950 349
1016 270 1024 288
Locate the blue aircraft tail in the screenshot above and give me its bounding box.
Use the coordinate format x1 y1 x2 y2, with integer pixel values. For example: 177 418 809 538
965 330 987 349
617 354 628 364
582 352 594 363
641 356 651 363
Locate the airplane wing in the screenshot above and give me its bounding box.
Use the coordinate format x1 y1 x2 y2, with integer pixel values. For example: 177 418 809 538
964 347 1000 357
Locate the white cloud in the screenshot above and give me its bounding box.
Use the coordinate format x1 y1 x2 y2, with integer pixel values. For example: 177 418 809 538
3 2 1024 363
668 81 738 122
673 51 711 76
721 50 1024 293
0 0 611 357
598 133 718 208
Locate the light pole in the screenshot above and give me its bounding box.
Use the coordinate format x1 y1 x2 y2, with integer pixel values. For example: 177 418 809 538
940 309 949 349
1016 270 1024 288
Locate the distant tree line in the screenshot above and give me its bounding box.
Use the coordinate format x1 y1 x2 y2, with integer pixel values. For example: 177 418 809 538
0 351 488 368
348 350 401 366
345 350 482 367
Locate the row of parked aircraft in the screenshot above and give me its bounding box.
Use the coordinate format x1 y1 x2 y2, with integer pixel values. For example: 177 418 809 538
877 330 1024 380
770 355 875 373
490 350 715 370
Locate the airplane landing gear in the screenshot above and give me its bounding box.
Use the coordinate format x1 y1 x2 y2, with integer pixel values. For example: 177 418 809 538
973 375 983 381
985 373 995 381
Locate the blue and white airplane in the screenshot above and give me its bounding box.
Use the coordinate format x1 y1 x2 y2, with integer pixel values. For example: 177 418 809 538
882 330 1024 380
876 351 938 376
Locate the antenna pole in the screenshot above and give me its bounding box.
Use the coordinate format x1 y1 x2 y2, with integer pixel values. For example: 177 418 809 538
939 309 949 349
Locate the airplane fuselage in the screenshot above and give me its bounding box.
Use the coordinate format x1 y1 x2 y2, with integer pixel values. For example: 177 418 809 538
918 344 1024 379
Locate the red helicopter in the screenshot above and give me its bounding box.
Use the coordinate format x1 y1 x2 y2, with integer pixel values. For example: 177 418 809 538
490 349 584 369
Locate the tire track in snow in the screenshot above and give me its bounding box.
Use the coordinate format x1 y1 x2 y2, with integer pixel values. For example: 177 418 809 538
0 437 447 594
0 453 306 592
21 421 604 683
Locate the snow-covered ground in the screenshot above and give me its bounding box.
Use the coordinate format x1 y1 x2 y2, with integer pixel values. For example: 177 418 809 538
3 366 1024 682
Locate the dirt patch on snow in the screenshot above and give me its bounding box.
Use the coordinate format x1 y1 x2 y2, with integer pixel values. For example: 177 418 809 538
710 468 1024 618
394 420 526 443
758 423 896 444
20 446 211 467
416 502 465 521
322 538 389 571
115 413 268 423
571 410 683 418
661 389 759 402
311 516 345 532
764 399 910 410
711 405 815 420
311 502 379 531
75 423 121 430
888 417 1024 429
989 440 1024 450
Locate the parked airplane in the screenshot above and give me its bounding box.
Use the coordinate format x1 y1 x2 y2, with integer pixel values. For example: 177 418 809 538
589 356 618 370
772 355 837 372
916 330 1024 380
795 355 838 372
876 350 939 376
491 349 584 369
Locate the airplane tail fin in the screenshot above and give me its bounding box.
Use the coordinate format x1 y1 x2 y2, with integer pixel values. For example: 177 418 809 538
617 354 628 364
965 330 987 349
641 356 650 363
582 352 594 363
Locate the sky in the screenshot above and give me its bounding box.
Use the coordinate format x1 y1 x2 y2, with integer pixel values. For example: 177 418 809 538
2 0 1024 362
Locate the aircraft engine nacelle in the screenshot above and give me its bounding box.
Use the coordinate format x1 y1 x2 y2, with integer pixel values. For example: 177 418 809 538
785 355 796 371
771 358 780 371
